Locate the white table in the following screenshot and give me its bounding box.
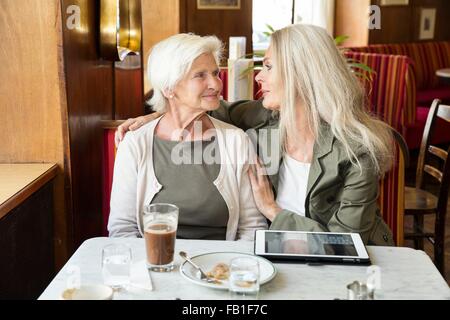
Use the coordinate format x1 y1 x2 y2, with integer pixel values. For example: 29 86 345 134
436 68 450 85
436 68 450 79
39 237 450 300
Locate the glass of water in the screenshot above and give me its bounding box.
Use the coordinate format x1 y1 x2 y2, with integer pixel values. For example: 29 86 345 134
229 257 260 299
101 244 132 289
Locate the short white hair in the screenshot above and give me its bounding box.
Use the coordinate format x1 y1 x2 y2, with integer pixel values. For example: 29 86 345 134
147 33 223 113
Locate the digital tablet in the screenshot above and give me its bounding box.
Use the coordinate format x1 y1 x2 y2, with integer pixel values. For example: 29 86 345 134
254 230 371 265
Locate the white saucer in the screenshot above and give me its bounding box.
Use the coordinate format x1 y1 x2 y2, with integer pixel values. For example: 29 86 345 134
61 284 114 300
179 252 276 290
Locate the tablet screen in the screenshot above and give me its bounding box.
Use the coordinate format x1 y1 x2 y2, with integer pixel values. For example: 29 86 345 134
265 231 358 256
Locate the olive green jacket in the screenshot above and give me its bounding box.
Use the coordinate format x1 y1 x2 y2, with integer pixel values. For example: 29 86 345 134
211 100 394 246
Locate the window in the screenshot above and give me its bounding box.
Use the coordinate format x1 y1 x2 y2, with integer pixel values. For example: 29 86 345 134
252 0 294 52
252 0 335 52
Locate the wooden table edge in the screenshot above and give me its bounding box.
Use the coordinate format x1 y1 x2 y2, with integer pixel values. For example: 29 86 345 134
0 164 59 220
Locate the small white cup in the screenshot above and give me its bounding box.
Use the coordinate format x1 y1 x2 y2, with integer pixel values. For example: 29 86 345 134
61 284 114 300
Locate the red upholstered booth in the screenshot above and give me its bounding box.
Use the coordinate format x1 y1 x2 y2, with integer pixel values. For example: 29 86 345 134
343 51 413 134
101 124 120 236
346 41 450 149
342 51 411 245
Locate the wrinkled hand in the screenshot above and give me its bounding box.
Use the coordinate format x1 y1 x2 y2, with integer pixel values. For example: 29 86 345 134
114 113 161 147
247 159 282 221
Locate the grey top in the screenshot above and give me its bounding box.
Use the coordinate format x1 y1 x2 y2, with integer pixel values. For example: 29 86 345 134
152 135 229 240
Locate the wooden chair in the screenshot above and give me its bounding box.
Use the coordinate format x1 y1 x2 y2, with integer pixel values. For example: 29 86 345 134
381 127 409 246
404 99 450 275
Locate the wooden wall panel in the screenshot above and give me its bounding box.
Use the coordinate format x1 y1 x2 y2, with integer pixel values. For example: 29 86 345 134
370 0 450 43
335 0 450 45
0 182 55 299
0 0 148 269
412 0 450 42
140 0 253 94
60 0 114 248
0 0 70 268
181 0 253 64
369 2 414 44
141 0 180 94
60 0 148 249
114 55 144 119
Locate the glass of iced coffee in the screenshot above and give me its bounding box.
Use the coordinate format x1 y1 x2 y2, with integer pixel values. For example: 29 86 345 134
143 203 179 272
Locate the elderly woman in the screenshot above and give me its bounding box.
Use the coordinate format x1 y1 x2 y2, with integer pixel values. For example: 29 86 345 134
108 33 268 240
116 25 395 245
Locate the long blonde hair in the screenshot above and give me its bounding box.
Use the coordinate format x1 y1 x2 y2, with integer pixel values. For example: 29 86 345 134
271 24 393 174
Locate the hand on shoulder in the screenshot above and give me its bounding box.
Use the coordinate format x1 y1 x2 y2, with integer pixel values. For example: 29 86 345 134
114 112 161 147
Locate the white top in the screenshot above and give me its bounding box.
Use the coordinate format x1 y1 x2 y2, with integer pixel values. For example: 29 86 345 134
276 155 311 216
38 237 450 300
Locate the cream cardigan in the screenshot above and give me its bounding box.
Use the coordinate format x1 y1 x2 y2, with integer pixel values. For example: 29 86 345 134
108 115 268 240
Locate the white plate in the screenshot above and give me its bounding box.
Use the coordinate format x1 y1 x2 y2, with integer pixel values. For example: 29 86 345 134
179 252 277 290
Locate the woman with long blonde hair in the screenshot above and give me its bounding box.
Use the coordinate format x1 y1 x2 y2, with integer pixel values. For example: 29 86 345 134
116 25 395 245
243 24 394 245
